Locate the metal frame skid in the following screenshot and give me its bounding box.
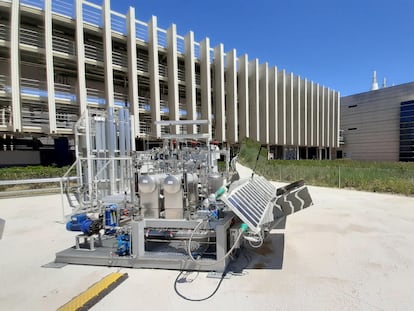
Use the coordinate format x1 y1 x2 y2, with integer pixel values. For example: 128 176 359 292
56 111 313 272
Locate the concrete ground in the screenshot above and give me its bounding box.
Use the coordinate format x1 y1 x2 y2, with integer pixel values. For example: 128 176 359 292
0 169 413 310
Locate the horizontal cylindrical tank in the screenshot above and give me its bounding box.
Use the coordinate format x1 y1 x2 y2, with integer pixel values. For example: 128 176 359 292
163 175 181 194
138 175 157 193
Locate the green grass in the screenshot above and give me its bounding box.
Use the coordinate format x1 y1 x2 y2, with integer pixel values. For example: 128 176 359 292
1 141 413 196
0 165 73 192
237 137 414 196
0 165 72 180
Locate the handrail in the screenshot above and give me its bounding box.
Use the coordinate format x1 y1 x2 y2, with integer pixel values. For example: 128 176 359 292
62 159 79 179
0 176 78 186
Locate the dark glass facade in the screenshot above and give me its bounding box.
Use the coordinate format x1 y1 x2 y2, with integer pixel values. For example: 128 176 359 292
399 100 414 161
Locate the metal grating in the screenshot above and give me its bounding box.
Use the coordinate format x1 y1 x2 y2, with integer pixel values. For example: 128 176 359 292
221 176 276 233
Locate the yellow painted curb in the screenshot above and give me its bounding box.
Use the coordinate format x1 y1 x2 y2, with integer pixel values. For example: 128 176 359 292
58 272 128 311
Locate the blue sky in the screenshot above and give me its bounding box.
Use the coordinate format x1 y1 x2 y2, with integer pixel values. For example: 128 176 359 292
104 0 413 96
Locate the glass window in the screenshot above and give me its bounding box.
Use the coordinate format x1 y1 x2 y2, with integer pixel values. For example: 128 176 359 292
399 100 414 161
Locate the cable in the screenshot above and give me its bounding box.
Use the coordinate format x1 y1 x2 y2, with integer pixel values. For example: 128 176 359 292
244 231 264 248
187 219 244 267
174 223 250 302
174 240 250 302
174 270 226 302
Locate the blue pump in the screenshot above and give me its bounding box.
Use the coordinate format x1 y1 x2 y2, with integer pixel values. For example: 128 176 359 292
117 234 130 256
105 204 118 234
66 214 88 232
66 213 102 236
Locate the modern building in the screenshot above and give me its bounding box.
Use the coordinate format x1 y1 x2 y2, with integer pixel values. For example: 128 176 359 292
340 80 414 162
0 0 340 165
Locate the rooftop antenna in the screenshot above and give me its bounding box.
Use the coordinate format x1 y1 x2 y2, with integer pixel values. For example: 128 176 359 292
382 77 387 88
371 71 379 91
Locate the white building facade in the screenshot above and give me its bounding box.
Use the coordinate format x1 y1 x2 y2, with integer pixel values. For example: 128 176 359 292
0 0 340 159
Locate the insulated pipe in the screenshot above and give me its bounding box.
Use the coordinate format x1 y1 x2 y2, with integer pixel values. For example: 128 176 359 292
107 108 116 194
124 109 131 154
119 109 126 157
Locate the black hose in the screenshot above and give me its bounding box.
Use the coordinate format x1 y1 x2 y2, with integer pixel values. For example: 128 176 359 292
174 270 226 302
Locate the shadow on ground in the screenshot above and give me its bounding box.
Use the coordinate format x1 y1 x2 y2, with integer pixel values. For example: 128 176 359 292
227 218 286 273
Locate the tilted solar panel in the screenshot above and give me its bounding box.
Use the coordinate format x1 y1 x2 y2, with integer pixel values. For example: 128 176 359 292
221 176 276 233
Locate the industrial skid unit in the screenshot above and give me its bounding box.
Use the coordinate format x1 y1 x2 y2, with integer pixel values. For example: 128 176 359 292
56 108 313 272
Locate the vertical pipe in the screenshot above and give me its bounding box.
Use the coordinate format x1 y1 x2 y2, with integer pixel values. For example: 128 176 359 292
118 109 126 191
119 109 126 156
84 112 93 202
107 108 116 193
95 117 105 181
124 109 131 154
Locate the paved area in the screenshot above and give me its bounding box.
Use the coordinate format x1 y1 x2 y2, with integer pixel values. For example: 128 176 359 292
0 169 413 310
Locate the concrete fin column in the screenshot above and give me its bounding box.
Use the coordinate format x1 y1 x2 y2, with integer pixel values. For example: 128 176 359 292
269 67 278 145
102 0 114 109
167 24 179 134
127 7 140 138
259 63 269 144
45 0 56 134
75 0 87 113
148 16 161 137
326 88 331 148
335 91 340 148
301 78 307 146
293 75 299 146
248 59 259 141
319 85 325 148
76 0 92 185
237 54 249 139
277 69 286 145
285 72 294 145
200 38 212 138
214 44 225 141
330 90 335 149
315 83 320 147
184 31 196 134
10 0 21 132
306 81 315 146
226 49 237 144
